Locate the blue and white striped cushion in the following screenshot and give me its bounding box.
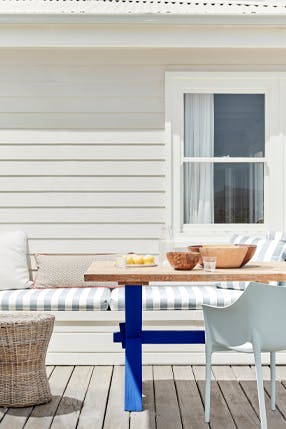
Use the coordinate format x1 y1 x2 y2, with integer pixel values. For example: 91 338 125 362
0 287 111 311
267 231 286 286
110 285 242 311
218 234 286 290
268 231 286 242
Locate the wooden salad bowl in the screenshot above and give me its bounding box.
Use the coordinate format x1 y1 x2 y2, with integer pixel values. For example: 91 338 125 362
237 244 257 266
188 244 257 268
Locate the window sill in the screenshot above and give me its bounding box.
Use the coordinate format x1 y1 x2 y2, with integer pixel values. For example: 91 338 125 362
174 225 268 247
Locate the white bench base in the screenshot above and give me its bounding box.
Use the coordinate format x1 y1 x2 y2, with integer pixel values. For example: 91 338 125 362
46 311 286 365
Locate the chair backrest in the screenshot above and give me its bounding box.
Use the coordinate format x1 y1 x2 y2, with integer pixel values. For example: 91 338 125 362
204 282 286 351
244 283 286 350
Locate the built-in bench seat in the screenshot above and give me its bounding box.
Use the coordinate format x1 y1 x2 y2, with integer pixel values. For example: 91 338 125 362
110 284 242 311
1 230 285 365
0 284 243 312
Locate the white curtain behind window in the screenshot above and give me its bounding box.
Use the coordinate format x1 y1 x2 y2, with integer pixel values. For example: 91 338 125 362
184 94 214 223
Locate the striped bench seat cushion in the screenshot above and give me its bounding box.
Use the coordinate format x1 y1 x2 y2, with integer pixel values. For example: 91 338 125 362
110 284 242 311
0 287 111 311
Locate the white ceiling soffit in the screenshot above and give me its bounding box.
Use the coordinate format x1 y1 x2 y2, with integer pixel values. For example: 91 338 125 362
1 0 286 16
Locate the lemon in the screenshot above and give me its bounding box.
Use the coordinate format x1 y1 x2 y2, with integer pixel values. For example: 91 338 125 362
143 255 155 264
133 255 144 265
126 255 134 265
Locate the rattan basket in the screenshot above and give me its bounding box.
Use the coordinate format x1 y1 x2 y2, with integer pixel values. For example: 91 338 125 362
0 312 55 407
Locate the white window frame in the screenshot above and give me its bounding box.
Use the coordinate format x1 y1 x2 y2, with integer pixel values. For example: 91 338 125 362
165 72 284 244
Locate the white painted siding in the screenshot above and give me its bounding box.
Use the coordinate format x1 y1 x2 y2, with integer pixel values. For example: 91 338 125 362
1 48 286 255
0 129 165 255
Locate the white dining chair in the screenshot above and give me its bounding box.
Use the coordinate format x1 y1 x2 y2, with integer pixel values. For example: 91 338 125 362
202 282 286 429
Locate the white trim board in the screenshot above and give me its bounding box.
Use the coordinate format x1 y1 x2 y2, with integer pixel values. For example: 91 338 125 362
2 23 286 48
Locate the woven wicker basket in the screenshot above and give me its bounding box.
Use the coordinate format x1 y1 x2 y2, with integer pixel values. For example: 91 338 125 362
0 312 55 407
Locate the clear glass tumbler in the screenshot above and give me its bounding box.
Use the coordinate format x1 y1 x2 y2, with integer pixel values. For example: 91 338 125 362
203 256 217 272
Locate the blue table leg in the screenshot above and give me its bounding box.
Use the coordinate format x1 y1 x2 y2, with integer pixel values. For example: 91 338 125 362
124 284 143 411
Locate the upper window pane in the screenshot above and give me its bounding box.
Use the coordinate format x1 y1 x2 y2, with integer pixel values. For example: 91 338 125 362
184 93 265 157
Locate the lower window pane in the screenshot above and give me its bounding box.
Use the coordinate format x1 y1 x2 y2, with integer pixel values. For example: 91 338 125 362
184 163 264 224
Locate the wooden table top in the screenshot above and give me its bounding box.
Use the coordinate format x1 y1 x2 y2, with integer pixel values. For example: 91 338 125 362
84 260 286 284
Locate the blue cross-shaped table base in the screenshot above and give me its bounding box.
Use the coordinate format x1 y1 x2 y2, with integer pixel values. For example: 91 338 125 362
113 284 205 411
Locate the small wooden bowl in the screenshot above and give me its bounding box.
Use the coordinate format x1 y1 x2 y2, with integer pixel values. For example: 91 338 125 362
166 252 200 271
199 246 248 269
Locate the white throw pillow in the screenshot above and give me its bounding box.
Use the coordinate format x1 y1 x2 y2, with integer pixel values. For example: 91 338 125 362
0 231 31 290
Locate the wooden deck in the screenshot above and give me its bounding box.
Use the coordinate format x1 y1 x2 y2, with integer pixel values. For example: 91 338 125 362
1 365 286 429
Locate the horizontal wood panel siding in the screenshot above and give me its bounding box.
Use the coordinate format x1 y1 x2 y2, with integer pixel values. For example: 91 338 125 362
0 208 164 223
0 161 164 175
0 145 163 159
0 49 168 253
0 176 165 192
0 224 162 238
0 192 165 207
0 54 164 129
28 239 159 254
2 48 286 128
0 130 165 252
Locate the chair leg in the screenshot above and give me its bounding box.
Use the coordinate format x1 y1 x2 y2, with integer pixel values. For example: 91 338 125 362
254 344 267 429
270 351 276 411
204 345 212 423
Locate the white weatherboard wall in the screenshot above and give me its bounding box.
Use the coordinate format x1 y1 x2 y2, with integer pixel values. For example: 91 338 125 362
0 128 165 255
1 48 286 254
1 47 286 364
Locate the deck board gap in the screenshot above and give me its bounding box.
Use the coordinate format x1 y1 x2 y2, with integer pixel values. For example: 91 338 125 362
101 366 115 429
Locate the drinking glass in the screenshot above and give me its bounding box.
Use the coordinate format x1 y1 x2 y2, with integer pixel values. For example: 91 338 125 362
203 256 216 273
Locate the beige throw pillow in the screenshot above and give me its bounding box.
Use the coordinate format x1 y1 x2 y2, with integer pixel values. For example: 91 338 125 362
33 254 118 288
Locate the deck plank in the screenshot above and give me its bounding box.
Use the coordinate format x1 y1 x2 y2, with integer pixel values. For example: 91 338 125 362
212 365 260 428
103 366 129 429
233 366 286 428
276 366 286 381
193 366 236 429
50 366 93 429
78 366 113 429
24 366 74 429
272 381 286 419
3 365 286 429
130 366 156 429
153 365 183 429
173 365 208 429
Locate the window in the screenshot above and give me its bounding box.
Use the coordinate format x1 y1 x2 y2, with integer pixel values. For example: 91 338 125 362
165 72 284 242
184 93 264 225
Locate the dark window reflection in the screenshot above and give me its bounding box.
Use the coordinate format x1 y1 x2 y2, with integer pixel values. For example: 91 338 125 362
214 94 265 157
214 163 264 224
